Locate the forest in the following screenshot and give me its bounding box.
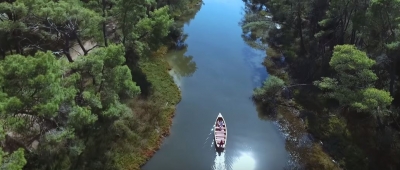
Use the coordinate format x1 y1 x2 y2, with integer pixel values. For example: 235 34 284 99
0 0 201 169
243 0 400 169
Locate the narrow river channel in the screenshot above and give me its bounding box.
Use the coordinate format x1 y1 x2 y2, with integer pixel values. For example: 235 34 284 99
142 0 290 169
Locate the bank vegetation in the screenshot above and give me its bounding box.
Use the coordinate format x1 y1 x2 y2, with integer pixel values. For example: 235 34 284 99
0 0 201 169
242 0 400 169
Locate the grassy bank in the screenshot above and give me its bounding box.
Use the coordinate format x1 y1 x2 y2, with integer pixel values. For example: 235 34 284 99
106 1 202 168
108 46 181 170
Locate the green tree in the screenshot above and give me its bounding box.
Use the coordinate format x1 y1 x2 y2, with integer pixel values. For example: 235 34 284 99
0 51 79 169
1 123 27 170
0 148 27 170
113 0 172 54
0 44 140 169
253 75 285 102
71 44 140 120
366 0 400 96
0 51 76 135
314 44 393 113
0 0 103 61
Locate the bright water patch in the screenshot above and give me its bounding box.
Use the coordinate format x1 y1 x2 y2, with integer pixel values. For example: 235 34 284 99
231 152 256 170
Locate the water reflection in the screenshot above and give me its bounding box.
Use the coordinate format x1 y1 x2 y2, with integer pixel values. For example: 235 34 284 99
239 1 273 51
242 47 268 88
167 45 197 79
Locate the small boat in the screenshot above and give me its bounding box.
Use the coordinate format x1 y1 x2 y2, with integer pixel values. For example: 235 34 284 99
214 113 227 149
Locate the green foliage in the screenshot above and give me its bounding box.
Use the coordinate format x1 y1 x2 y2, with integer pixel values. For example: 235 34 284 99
72 44 141 102
0 0 199 169
139 56 180 105
113 0 173 54
0 45 141 169
253 75 285 101
1 123 26 170
0 148 27 170
0 0 103 60
314 45 393 113
266 48 281 59
0 51 76 132
353 88 393 114
305 144 340 170
24 0 102 37
307 115 368 169
145 6 174 49
245 0 400 168
108 51 181 170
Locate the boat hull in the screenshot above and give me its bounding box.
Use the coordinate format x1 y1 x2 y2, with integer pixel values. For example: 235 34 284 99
214 113 227 149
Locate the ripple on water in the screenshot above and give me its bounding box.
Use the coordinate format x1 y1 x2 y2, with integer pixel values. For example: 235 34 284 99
203 128 214 147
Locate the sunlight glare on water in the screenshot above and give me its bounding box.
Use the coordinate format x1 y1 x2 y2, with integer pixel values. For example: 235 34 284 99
231 152 256 170
212 151 256 170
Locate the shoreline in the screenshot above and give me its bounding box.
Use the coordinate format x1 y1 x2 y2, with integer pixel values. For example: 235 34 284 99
114 46 182 169
255 49 341 169
134 2 203 168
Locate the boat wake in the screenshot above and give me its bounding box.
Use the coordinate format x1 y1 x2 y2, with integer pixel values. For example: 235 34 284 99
212 151 227 170
203 126 214 149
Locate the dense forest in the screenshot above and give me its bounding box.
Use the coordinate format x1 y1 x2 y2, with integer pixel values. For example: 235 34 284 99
0 0 201 169
242 0 400 169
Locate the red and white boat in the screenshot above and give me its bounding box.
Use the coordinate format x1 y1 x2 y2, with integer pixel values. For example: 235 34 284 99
214 113 227 149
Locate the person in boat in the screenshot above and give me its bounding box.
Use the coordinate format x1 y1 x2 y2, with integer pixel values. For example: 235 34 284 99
219 139 224 146
218 120 224 127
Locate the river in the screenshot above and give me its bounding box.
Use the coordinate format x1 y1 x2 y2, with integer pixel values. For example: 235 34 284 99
142 0 290 169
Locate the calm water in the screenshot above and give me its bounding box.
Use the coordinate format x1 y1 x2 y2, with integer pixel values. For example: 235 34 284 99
142 0 289 169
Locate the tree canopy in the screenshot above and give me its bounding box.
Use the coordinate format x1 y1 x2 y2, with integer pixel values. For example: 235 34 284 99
245 0 400 168
314 45 393 113
0 0 200 169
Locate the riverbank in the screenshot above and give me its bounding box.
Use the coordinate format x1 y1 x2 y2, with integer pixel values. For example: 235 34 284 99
246 0 400 168
255 52 340 169
242 1 372 169
255 47 340 170
110 3 202 169
0 0 204 169
109 46 181 170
